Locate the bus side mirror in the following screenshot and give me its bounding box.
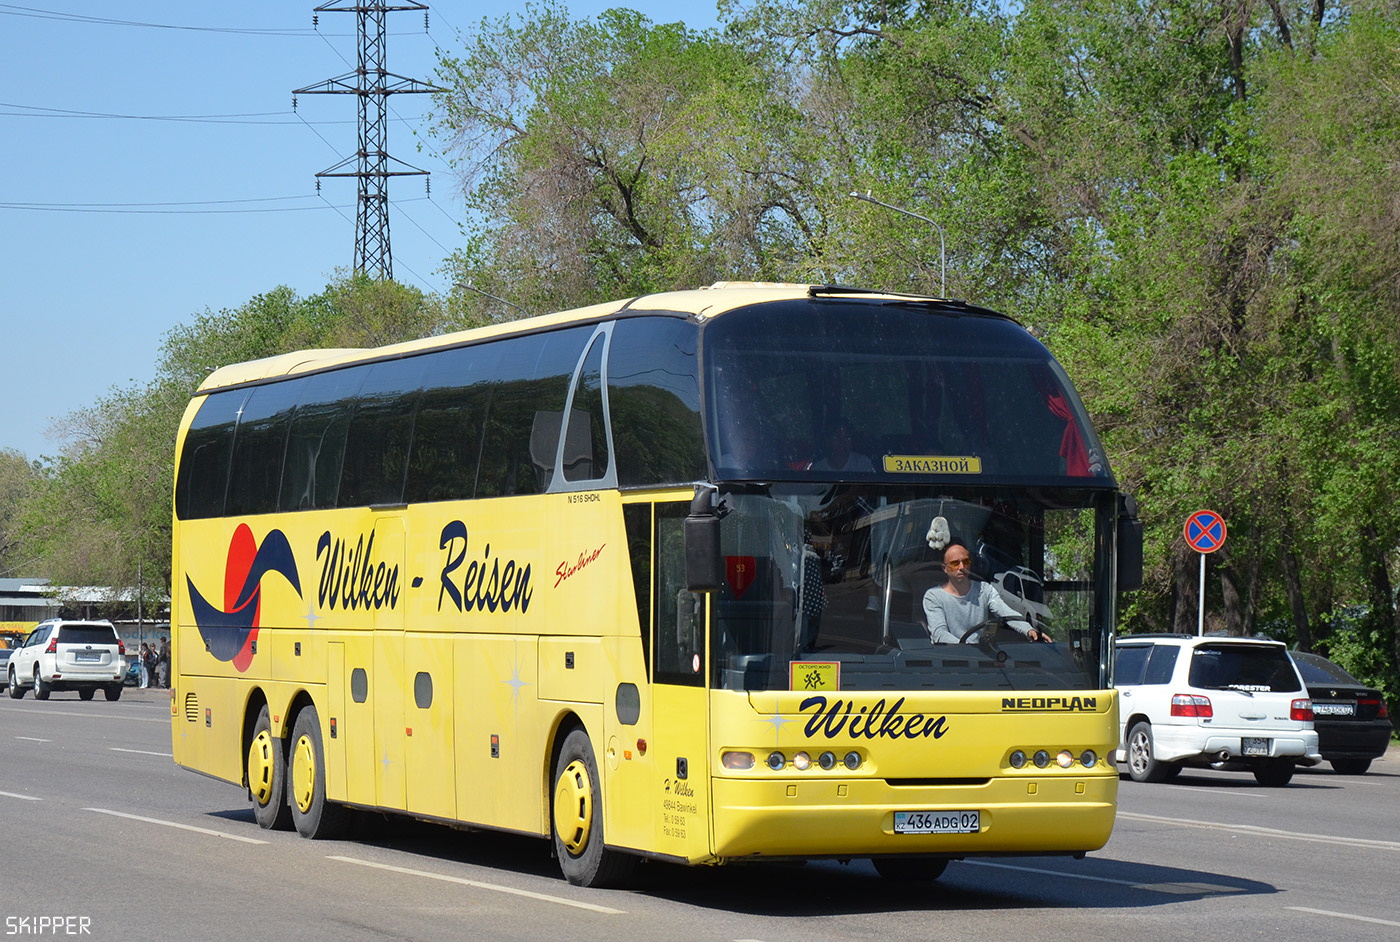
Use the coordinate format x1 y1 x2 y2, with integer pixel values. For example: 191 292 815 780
1117 495 1143 591
685 488 724 592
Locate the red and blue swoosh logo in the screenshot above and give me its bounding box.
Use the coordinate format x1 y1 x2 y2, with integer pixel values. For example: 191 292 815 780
186 524 301 672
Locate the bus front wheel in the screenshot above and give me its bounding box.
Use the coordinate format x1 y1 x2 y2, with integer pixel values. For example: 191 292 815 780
247 705 292 830
288 705 351 839
551 728 636 888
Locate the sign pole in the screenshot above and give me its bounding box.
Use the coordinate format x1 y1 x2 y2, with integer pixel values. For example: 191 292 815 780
1198 552 1206 636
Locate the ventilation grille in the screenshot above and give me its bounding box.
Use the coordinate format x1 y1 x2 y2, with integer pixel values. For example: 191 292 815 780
183 691 200 723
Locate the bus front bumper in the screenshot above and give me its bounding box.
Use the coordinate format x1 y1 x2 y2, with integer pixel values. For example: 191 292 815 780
709 774 1118 860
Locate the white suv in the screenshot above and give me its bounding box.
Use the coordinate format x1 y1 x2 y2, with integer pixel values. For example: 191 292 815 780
6 619 127 702
1113 634 1320 786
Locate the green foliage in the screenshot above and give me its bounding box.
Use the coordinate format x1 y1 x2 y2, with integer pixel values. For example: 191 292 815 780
17 274 456 606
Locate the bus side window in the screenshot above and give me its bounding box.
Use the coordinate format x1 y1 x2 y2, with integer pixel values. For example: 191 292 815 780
339 357 425 507
607 317 704 487
477 328 590 498
225 381 300 517
404 345 489 504
175 388 248 520
279 367 366 512
562 333 609 483
655 502 705 686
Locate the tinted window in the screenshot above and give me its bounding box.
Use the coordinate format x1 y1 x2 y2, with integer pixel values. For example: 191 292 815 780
340 358 425 506
703 299 1109 484
56 625 119 645
655 502 705 686
405 345 490 503
1189 644 1302 693
1144 645 1179 684
477 328 591 498
608 317 704 487
176 389 249 519
563 334 610 483
280 367 366 511
1115 645 1150 686
225 382 301 517
1291 652 1361 686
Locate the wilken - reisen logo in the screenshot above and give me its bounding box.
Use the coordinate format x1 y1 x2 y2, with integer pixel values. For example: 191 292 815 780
186 523 301 672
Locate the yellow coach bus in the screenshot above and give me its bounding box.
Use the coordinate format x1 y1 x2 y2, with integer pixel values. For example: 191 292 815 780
170 282 1141 886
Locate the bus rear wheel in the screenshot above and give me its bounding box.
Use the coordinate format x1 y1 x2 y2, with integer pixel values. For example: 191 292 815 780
247 705 292 830
288 705 350 839
551 728 635 888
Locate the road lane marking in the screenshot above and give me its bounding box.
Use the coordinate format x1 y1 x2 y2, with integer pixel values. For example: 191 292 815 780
16 736 52 743
109 747 174 757
1288 907 1400 928
328 855 626 914
6 707 168 723
85 808 269 844
1118 811 1400 851
0 791 42 801
960 860 1238 895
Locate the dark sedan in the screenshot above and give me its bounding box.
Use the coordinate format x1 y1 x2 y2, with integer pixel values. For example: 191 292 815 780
1291 651 1393 774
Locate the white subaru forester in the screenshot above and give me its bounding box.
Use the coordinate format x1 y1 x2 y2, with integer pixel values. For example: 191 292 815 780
1113 634 1321 786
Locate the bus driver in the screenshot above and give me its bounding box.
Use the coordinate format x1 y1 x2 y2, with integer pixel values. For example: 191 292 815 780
923 541 1050 644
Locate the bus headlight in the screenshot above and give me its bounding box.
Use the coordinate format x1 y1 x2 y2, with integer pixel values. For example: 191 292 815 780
722 751 755 770
1033 750 1051 768
792 751 812 771
818 751 837 770
766 751 786 770
1056 750 1074 769
1080 750 1098 768
1009 750 1027 769
843 751 862 770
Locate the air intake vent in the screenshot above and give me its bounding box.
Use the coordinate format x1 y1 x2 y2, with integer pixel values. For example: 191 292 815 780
184 692 200 723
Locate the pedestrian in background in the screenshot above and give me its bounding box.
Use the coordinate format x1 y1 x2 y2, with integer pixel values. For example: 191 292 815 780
157 637 170 688
137 642 151 688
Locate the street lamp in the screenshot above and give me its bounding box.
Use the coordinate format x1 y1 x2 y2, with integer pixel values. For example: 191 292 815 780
848 190 947 297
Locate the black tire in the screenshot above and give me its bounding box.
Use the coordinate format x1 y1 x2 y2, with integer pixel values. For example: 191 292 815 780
247 705 292 830
1330 758 1372 775
1252 757 1295 787
873 858 950 882
33 667 50 701
79 688 96 701
1125 722 1177 783
7 669 23 699
104 684 122 701
287 706 351 840
551 728 636 888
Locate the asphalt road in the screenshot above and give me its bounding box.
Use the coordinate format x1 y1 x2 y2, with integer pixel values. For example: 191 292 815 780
3 686 1397 942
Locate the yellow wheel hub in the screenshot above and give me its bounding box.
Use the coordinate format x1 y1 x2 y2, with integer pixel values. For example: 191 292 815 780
291 733 316 814
553 758 593 856
247 729 276 806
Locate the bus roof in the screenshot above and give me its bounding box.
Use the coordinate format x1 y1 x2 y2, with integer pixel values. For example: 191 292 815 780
194 282 1004 393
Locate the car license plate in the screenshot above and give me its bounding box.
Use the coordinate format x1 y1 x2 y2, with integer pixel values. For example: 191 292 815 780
1313 703 1356 716
1242 737 1270 757
893 810 980 834
74 652 100 662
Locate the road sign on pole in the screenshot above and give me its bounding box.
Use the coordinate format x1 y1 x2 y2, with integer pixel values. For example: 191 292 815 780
1184 510 1227 635
1184 510 1227 553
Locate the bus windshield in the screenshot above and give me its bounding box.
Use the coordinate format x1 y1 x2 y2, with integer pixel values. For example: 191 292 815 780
709 487 1115 693
703 298 1110 486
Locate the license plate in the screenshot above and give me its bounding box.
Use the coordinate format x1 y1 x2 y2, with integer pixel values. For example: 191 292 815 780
74 652 100 662
1313 703 1356 716
1242 737 1270 757
893 810 980 834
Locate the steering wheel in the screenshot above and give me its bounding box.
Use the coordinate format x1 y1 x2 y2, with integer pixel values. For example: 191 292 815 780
959 617 1006 645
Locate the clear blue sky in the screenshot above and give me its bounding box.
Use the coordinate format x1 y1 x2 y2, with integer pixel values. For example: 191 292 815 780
0 1 719 461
